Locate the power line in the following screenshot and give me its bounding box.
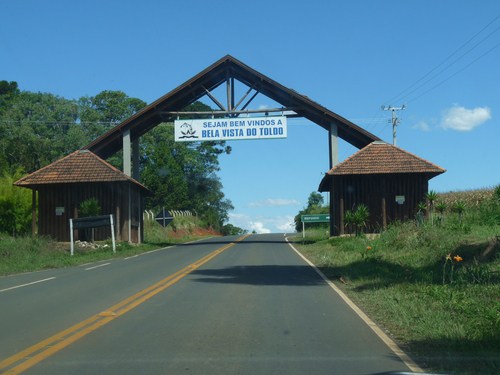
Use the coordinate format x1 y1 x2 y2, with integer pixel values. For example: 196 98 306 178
406 41 500 104
386 14 500 105
396 26 499 104
0 120 119 126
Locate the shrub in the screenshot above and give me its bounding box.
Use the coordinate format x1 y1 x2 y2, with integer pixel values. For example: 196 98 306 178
0 172 32 236
78 198 101 217
344 204 370 236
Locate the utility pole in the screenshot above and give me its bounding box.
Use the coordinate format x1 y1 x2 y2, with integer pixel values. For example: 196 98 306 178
381 105 406 146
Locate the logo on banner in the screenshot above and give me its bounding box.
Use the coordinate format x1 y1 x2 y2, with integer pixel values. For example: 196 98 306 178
178 123 199 139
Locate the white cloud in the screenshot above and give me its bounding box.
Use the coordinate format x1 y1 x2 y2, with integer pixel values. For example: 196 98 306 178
250 221 271 234
275 216 296 232
249 198 300 207
441 105 491 132
412 121 431 132
228 213 296 233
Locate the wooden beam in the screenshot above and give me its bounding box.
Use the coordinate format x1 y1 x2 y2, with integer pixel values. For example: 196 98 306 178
31 189 37 236
162 107 298 116
202 85 226 111
234 84 255 110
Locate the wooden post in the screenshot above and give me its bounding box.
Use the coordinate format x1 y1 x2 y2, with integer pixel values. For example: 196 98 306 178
382 196 387 230
328 123 338 237
110 214 116 253
329 123 339 169
339 197 345 236
132 138 140 180
123 128 131 176
70 219 74 256
31 190 37 236
329 187 335 237
115 205 121 241
73 206 78 241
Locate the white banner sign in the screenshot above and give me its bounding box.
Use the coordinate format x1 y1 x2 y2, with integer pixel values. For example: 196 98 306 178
174 116 287 142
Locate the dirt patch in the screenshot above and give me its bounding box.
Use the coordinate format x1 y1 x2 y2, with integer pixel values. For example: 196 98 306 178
168 227 221 239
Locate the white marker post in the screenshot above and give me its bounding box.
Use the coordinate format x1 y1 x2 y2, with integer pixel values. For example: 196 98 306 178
69 215 116 256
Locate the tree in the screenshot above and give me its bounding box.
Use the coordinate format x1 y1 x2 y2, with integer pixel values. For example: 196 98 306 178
294 191 328 232
307 192 324 208
0 171 32 236
0 81 20 117
0 89 80 173
221 223 247 236
78 90 147 144
0 83 233 233
0 80 19 96
140 102 233 230
141 125 190 209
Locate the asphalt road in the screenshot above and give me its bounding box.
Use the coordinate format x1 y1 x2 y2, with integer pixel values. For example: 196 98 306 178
0 233 413 375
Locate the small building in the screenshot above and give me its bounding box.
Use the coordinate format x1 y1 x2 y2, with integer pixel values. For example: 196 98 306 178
15 150 150 243
319 141 445 235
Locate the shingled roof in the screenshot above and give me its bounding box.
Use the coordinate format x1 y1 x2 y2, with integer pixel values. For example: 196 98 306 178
319 141 445 191
14 150 150 191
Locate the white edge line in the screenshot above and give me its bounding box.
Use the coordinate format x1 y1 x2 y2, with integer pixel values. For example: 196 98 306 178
183 236 219 244
85 263 111 271
285 237 424 373
125 246 174 260
0 277 56 293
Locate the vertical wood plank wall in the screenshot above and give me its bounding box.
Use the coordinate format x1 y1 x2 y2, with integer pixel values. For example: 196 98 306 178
36 182 144 243
331 173 430 235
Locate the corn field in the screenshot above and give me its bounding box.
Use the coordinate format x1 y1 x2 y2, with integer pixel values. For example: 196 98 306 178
437 188 495 208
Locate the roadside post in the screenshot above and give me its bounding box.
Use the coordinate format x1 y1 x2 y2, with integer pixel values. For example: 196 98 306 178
300 214 330 240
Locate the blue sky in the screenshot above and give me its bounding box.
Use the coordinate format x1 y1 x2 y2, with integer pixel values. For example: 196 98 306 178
2 0 499 233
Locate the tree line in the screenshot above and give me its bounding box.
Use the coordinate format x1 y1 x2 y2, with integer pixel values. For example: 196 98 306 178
0 80 240 235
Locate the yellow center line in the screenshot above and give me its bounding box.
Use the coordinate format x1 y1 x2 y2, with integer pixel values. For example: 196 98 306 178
0 234 249 374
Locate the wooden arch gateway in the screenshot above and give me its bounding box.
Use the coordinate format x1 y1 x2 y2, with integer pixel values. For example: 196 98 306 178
85 54 380 168
83 55 385 236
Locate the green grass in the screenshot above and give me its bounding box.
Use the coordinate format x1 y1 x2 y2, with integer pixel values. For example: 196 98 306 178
0 218 217 276
0 235 154 275
293 222 500 375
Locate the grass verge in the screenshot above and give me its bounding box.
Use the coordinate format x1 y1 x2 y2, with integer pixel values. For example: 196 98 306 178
292 223 499 375
0 218 218 276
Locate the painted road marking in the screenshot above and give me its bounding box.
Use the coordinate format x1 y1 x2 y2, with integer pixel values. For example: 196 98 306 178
124 246 174 260
0 277 56 293
285 237 423 373
0 234 249 374
84 263 111 271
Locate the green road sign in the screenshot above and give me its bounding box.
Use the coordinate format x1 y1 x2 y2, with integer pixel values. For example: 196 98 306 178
301 214 330 223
